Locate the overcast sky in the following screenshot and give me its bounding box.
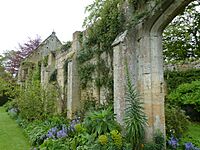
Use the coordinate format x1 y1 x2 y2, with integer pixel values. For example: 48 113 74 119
0 0 93 54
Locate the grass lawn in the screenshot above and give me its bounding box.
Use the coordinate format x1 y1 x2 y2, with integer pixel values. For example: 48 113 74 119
0 107 30 150
180 122 200 147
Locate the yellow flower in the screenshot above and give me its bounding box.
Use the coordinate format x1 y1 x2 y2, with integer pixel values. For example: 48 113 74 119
98 135 108 145
110 130 122 148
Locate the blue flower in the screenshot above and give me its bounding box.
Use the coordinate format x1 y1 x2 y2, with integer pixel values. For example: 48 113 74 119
168 136 179 149
57 129 67 138
46 131 54 138
185 142 194 150
46 127 58 139
50 127 57 135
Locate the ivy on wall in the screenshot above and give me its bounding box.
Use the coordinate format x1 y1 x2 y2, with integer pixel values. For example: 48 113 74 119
43 56 48 67
77 0 125 92
95 58 111 88
32 62 41 81
78 63 95 89
76 0 160 104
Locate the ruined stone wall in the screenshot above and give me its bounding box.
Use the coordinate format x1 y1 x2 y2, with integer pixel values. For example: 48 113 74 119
79 52 113 106
17 31 116 118
164 60 200 71
18 32 62 84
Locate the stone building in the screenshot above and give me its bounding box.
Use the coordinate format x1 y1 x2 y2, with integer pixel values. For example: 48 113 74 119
17 31 82 117
18 31 62 85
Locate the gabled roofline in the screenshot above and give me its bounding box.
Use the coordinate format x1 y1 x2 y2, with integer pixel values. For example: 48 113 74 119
23 32 62 62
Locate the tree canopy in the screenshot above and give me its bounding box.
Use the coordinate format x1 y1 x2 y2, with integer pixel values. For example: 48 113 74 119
2 36 41 75
163 1 200 62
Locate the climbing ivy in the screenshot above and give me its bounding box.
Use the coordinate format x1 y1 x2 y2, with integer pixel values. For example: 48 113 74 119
78 63 95 89
77 0 156 100
32 62 41 81
43 55 48 67
77 0 125 91
95 58 110 88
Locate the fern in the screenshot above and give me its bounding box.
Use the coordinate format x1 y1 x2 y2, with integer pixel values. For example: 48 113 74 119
124 64 147 149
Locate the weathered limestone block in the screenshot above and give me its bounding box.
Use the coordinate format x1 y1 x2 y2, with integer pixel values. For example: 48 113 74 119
113 30 137 125
67 31 81 118
55 48 75 113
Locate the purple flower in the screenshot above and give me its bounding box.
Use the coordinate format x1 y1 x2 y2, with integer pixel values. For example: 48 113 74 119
50 127 57 135
57 129 67 138
185 142 194 150
168 136 179 149
46 127 58 139
46 131 54 138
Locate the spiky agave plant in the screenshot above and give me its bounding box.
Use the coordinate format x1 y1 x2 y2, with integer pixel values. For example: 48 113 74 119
124 65 147 149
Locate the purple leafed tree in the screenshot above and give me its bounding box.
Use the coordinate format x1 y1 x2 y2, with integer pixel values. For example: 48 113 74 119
18 35 41 58
4 35 41 75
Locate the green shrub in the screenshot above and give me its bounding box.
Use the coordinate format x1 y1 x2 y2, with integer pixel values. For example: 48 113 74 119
165 104 190 138
83 107 121 137
40 138 71 150
164 69 200 93
144 131 165 150
16 81 58 121
0 77 17 106
4 99 18 112
167 80 200 112
16 116 28 128
25 120 49 146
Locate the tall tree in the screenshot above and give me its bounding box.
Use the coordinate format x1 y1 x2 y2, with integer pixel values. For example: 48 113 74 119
0 55 16 106
3 36 41 75
163 1 200 62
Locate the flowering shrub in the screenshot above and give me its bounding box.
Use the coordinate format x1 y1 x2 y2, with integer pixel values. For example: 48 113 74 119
38 108 131 150
45 117 80 140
